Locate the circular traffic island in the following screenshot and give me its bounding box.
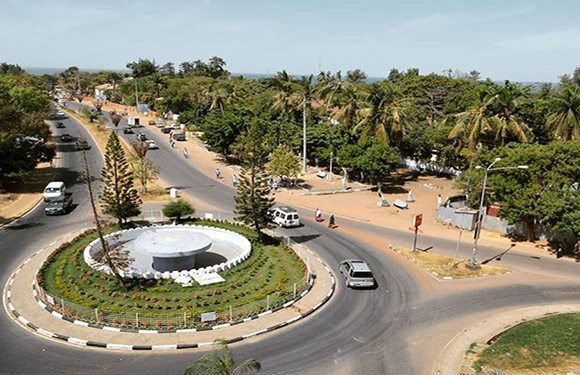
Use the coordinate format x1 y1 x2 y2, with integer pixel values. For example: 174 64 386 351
37 220 309 330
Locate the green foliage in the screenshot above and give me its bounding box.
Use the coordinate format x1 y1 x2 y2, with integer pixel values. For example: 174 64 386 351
475 314 580 370
337 141 399 184
126 58 158 78
267 144 300 180
184 339 261 375
547 85 580 141
0 62 26 76
466 141 580 246
234 120 275 237
129 155 159 194
100 132 141 223
39 221 306 328
0 76 54 185
162 199 195 220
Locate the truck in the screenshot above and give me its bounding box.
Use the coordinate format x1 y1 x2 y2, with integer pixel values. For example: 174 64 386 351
45 193 73 215
128 117 140 127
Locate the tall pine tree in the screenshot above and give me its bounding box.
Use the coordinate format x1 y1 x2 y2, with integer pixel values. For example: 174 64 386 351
234 119 274 239
101 132 141 224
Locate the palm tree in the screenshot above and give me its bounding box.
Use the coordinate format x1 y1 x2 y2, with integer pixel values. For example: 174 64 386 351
547 85 580 140
446 83 533 150
270 71 300 115
184 340 261 375
354 82 407 145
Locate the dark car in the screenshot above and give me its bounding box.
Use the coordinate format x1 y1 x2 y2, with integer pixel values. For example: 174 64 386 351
173 132 186 141
136 132 147 142
160 127 172 134
123 127 134 134
45 194 73 215
55 122 65 128
60 134 73 142
75 138 91 150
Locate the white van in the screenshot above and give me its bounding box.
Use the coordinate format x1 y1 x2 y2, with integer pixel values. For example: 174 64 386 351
272 206 301 228
43 181 66 201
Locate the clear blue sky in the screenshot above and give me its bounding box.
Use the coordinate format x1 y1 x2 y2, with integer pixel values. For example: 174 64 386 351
1 0 579 82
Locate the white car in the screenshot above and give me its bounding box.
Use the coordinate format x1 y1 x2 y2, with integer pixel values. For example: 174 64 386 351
43 181 66 201
146 140 159 149
271 206 301 228
56 111 65 117
339 260 377 288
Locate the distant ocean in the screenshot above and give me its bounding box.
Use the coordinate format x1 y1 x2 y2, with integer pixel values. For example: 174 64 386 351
24 67 551 87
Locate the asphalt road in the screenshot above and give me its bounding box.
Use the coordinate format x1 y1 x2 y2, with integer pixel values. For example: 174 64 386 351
0 102 577 375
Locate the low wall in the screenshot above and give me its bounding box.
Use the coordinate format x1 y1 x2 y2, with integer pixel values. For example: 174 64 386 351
84 224 252 280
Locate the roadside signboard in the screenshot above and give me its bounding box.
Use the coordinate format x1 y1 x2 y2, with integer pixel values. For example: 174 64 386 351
201 312 216 322
412 214 423 228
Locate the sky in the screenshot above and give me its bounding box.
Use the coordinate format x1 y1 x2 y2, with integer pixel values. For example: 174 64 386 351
1 0 579 82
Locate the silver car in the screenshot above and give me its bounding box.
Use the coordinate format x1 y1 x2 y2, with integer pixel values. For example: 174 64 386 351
339 260 376 288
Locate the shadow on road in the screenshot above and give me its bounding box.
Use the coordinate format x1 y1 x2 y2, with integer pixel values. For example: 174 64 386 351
5 221 45 230
289 233 321 244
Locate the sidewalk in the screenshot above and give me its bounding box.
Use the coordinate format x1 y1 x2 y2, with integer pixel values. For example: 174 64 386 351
3 227 335 350
0 160 57 228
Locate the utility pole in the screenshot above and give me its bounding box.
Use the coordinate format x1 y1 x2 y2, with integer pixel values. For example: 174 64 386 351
302 95 307 174
134 78 140 111
328 151 333 181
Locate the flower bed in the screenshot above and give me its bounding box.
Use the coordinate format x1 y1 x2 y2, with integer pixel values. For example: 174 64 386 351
38 220 308 329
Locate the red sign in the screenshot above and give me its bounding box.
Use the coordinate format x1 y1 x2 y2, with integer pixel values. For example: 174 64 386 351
412 214 423 228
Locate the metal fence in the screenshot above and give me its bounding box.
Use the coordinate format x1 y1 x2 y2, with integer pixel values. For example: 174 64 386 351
35 226 313 331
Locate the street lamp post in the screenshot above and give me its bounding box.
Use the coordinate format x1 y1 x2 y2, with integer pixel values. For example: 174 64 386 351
302 95 307 174
470 158 528 266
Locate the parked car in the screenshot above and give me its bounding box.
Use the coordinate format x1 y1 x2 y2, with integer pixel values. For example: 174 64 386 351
161 127 172 134
60 133 73 142
271 206 301 228
173 132 186 141
123 127 134 134
45 193 73 215
339 260 376 288
156 121 165 128
136 132 147 142
55 122 65 128
75 138 91 150
146 140 159 149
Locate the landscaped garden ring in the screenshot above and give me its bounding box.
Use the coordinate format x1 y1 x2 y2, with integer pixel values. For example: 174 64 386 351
36 220 310 330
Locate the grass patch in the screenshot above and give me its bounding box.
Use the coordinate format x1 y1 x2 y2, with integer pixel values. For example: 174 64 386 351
474 314 580 371
39 220 307 329
397 247 509 278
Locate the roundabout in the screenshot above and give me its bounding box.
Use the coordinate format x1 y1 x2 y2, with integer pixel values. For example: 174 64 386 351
3 220 335 350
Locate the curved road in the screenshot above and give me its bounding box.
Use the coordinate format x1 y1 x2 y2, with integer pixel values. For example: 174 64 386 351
0 103 577 375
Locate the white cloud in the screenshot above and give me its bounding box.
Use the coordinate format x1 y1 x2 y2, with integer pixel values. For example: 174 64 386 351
495 28 580 53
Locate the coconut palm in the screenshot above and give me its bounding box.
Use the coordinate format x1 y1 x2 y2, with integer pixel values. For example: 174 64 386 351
446 83 533 150
184 339 261 375
269 71 301 115
354 82 407 145
547 85 580 140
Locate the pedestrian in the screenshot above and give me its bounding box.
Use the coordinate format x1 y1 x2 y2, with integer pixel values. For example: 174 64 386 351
437 194 442 209
232 175 238 187
183 148 188 159
556 242 563 258
215 168 221 179
328 215 337 229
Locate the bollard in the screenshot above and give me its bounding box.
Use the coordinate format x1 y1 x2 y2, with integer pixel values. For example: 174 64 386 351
293 283 297 299
95 308 99 322
183 312 187 328
267 294 270 310
229 306 233 323
136 313 139 328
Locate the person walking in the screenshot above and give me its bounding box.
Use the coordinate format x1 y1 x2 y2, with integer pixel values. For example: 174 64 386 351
183 148 189 159
215 168 221 179
232 175 238 187
328 215 337 229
